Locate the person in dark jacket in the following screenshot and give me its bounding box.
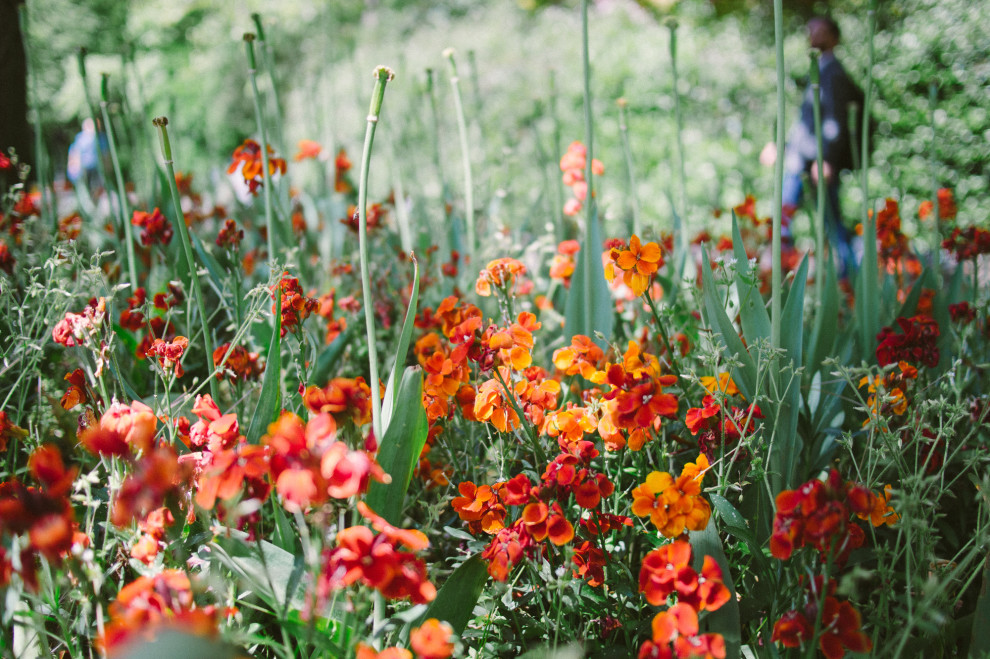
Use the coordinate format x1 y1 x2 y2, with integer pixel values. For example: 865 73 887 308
781 15 864 277
0 0 32 185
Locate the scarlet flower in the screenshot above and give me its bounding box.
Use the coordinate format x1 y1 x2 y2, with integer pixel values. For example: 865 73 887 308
639 539 695 606
876 315 940 368
771 610 813 648
80 400 158 456
0 241 13 274
52 297 107 347
272 274 318 337
215 218 244 250
212 343 263 381
572 540 608 587
410 618 455 659
264 411 337 511
481 519 535 581
0 411 27 453
131 208 173 246
521 501 574 545
228 138 287 195
146 335 189 377
304 377 373 427
919 187 957 221
334 148 353 194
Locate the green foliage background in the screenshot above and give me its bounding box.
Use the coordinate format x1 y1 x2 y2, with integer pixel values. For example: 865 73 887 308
23 0 988 237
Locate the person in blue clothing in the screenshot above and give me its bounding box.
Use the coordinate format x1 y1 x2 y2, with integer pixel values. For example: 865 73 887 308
780 15 864 277
67 118 105 192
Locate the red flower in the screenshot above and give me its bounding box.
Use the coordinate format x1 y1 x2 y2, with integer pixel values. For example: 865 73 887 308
131 208 173 246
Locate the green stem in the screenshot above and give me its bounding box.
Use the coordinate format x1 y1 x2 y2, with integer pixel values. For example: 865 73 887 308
548 70 568 242
810 51 826 307
581 0 595 335
928 80 942 285
444 49 475 269
244 34 277 271
617 98 642 237
251 13 286 159
358 66 395 442
770 0 785 353
153 117 220 401
100 74 139 289
668 20 688 271
860 0 879 349
18 5 54 228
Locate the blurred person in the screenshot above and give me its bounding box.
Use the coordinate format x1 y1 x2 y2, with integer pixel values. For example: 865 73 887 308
67 118 105 192
765 15 865 278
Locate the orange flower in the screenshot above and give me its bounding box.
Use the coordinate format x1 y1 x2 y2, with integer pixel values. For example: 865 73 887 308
451 481 506 534
474 369 521 432
631 456 711 537
698 372 738 397
410 618 455 659
334 148 353 193
475 257 526 297
294 139 322 161
553 334 605 380
146 335 189 377
355 645 412 659
228 138 287 195
606 235 664 296
857 484 898 527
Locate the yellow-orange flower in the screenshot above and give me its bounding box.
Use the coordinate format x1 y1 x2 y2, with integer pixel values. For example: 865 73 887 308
631 455 711 537
475 257 526 297
605 235 664 296
410 618 455 659
857 484 898 527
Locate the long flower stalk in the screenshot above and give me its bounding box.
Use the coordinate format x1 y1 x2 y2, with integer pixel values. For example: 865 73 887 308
358 66 395 442
251 13 286 160
617 98 642 236
444 49 475 270
668 19 689 276
928 80 942 286
100 74 139 289
810 51 826 305
76 49 112 213
770 0 785 354
581 0 595 334
153 116 220 402
244 33 277 271
859 0 879 354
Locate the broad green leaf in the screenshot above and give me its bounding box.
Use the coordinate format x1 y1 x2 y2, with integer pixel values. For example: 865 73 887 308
246 295 282 444
710 493 746 529
689 518 741 659
383 256 420 432
968 552 990 655
563 204 613 350
710 493 774 581
211 535 304 611
518 644 585 659
116 630 246 659
190 232 227 300
774 254 809 490
700 249 757 401
365 366 428 525
805 254 839 376
855 213 881 360
420 555 489 636
731 214 771 346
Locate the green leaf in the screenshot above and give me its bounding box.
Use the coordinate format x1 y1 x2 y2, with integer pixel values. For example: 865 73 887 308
383 256 420 433
710 493 746 529
420 555 489 636
115 630 245 659
311 325 353 386
805 254 839 375
246 295 282 444
189 231 227 299
856 213 881 359
689 518 741 659
700 249 757 401
211 535 304 612
968 551 990 656
564 204 613 350
731 214 771 346
774 254 809 490
365 366 428 525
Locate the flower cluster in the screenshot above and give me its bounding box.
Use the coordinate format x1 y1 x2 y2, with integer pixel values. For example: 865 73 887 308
355 618 455 659
919 187 957 222
684 389 762 461
549 239 580 287
772 579 872 659
0 445 81 591
559 140 603 216
212 342 264 381
475 257 528 297
272 274 319 337
318 502 435 606
638 540 730 659
604 235 665 297
769 470 879 563
859 361 918 430
131 208 174 246
942 225 990 261
872 198 920 277
875 315 940 368
631 454 711 537
303 376 373 428
228 138 287 194
99 570 230 655
52 297 107 347
146 335 189 377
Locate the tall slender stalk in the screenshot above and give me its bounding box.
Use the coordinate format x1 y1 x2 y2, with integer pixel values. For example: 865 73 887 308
810 51 826 305
770 0 786 354
244 34 277 270
18 4 55 228
100 74 139 289
443 49 475 269
251 13 286 159
668 20 689 271
153 117 220 402
859 0 880 354
617 98 642 236
928 80 942 286
548 70 568 242
358 67 395 442
581 0 595 334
